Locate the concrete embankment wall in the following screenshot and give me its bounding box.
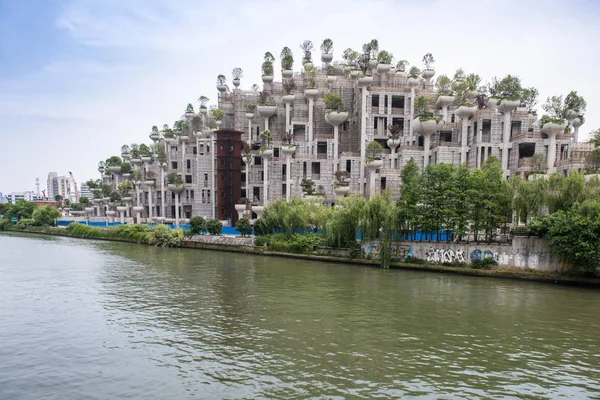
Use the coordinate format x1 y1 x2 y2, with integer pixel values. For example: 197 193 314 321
362 236 560 271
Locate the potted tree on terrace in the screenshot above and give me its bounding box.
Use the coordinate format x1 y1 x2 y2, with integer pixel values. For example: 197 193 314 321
362 39 379 72
407 66 421 87
281 47 294 79
304 65 318 96
395 59 408 79
198 96 209 115
139 143 153 162
211 108 225 128
261 52 275 84
300 40 314 68
365 141 385 168
434 74 455 120
281 132 296 154
121 144 130 159
342 48 360 78
282 79 296 104
232 67 243 88
216 74 227 93
413 96 443 168
256 91 277 124
149 125 161 141
376 50 393 74
259 129 273 157
184 103 195 119
387 124 402 167
357 52 373 87
245 104 256 120
120 162 133 179
106 156 122 173
421 53 435 83
333 170 350 197
301 178 324 202
321 38 334 64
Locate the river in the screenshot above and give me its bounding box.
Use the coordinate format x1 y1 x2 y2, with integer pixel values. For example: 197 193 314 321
0 233 598 399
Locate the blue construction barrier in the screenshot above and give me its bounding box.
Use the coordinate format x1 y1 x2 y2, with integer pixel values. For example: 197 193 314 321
58 220 242 235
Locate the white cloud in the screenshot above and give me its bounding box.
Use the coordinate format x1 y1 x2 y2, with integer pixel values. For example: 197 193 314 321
1 0 599 192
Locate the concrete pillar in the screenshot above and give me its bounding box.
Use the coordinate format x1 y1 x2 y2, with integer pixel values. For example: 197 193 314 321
286 155 292 199
160 166 165 218
308 98 314 155
423 133 432 168
360 87 368 195
174 193 180 227
263 156 269 205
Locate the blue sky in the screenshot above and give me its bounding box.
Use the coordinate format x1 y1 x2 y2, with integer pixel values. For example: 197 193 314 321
1 0 599 193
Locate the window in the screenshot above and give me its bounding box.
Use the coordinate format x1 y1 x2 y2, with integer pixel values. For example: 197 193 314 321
274 148 279 158
254 157 262 166
317 142 327 155
171 161 178 170
346 160 352 172
207 190 211 203
204 173 208 182
311 162 321 180
391 95 405 109
220 159 225 166
185 175 192 184
186 159 191 169
207 145 210 153
193 146 197 155
221 175 224 181
241 172 246 183
190 190 194 199
372 95 379 107
221 191 225 198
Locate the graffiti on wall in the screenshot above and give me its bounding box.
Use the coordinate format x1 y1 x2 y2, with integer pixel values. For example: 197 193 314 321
470 249 498 262
425 247 466 263
365 244 414 261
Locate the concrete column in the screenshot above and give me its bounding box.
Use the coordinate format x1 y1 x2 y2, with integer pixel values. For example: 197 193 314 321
285 103 291 133
410 88 416 145
160 167 165 218
263 157 269 205
502 111 511 174
333 125 339 165
548 134 557 173
308 98 314 156
370 170 376 198
247 119 252 145
360 87 368 195
211 133 216 219
286 155 292 199
461 118 468 164
174 192 180 227
147 186 153 219
423 133 432 168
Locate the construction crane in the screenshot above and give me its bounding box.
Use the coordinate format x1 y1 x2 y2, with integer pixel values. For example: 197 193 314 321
68 171 80 202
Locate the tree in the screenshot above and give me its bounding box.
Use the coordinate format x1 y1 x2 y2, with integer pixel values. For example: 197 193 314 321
206 219 223 235
320 38 333 53
235 218 253 237
32 205 60 226
396 158 422 237
564 90 587 114
189 216 206 234
420 163 456 239
359 192 396 267
54 194 63 203
588 128 600 148
326 194 366 248
532 153 546 173
2 200 36 221
586 148 600 173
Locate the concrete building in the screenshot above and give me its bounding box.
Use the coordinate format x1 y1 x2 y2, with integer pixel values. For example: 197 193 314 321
90 42 591 226
8 191 37 203
80 183 92 199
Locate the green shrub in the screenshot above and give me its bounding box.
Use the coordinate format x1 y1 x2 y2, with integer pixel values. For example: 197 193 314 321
471 258 498 269
147 225 184 247
16 218 35 229
510 226 529 236
267 233 324 254
235 218 252 237
0 218 7 230
206 219 223 235
189 216 206 235
253 218 269 236
254 236 269 247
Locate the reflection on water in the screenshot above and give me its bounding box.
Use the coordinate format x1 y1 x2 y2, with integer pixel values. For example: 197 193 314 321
1 233 599 399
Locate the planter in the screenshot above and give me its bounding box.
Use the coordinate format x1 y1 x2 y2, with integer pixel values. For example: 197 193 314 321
565 109 578 120
216 84 227 93
140 156 152 162
304 89 319 99
149 133 160 141
261 75 274 84
572 117 583 128
260 149 273 158
132 206 144 213
455 105 477 119
487 98 499 111
167 184 185 194
130 158 142 165
303 62 313 69
122 173 132 179
422 68 435 81
350 70 361 78
282 69 293 79
368 59 378 71
232 78 240 88
541 122 567 136
407 77 421 88
387 138 401 149
234 204 247 219
282 146 297 155
376 63 391 74
116 206 128 212
528 113 538 124
107 166 121 173
256 105 277 118
242 156 253 164
122 197 132 202
468 90 480 100
144 180 155 186
92 198 103 204
435 96 455 107
413 118 444 135
326 75 337 84
357 76 373 87
366 159 384 170
103 197 111 202
179 135 190 141
497 99 520 113
245 112 254 120
321 53 333 63
282 94 295 104
199 107 208 115
84 207 95 213
334 185 350 196
253 206 264 219
324 111 349 126
154 217 166 223
395 71 407 79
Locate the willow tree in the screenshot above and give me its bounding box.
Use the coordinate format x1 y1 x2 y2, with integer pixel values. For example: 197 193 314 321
325 194 366 249
359 192 396 267
396 158 421 238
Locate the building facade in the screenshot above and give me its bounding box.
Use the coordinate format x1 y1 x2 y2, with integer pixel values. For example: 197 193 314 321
90 48 590 225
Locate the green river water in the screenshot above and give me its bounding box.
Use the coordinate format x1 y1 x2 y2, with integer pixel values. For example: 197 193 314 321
0 233 598 399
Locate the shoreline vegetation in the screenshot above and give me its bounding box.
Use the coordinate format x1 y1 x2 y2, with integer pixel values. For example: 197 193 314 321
2 226 599 288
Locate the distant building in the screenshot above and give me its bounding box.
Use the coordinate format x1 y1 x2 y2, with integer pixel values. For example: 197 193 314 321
47 172 58 200
80 183 92 199
8 191 37 203
0 192 8 203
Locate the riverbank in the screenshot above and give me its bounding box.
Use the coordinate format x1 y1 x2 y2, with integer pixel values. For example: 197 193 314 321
3 227 599 288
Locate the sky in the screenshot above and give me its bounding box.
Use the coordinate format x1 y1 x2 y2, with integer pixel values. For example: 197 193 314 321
1 0 599 193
